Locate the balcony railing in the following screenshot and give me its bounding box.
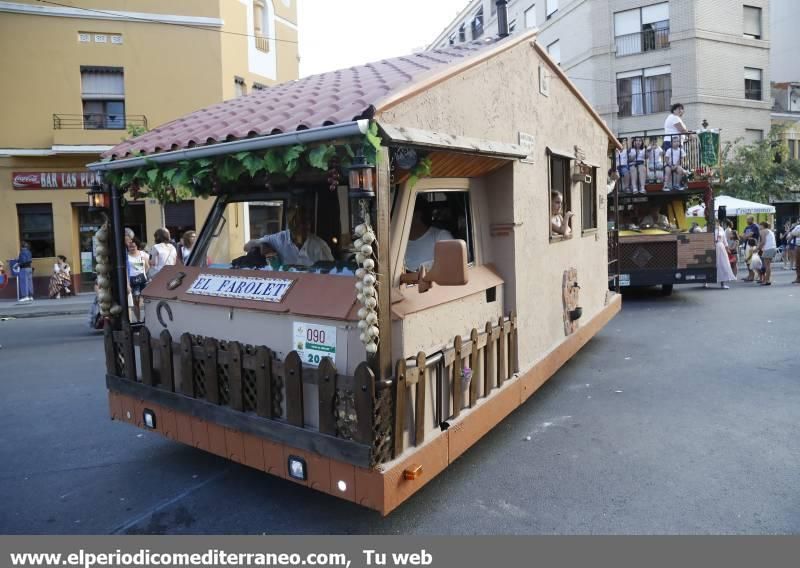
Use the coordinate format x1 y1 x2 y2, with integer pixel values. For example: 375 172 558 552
617 89 672 118
53 113 147 131
615 27 670 57
255 35 269 52
613 131 723 187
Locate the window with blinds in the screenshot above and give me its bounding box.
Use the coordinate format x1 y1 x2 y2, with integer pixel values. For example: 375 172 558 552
80 67 125 129
744 67 762 100
743 5 762 39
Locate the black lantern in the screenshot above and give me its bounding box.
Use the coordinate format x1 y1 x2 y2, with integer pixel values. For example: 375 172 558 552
348 151 376 230
87 181 109 211
348 152 375 197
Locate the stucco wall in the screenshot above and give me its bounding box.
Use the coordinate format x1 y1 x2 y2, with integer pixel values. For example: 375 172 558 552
378 40 613 372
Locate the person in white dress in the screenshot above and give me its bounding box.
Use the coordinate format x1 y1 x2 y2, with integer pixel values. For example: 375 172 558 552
714 223 736 288
628 137 647 194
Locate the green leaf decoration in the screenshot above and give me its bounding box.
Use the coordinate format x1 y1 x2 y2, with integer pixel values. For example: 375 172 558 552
308 145 335 170
146 168 160 185
284 144 305 164
264 149 284 174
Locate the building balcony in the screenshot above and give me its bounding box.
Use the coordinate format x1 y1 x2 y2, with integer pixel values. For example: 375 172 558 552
615 27 670 57
52 114 147 146
617 89 672 118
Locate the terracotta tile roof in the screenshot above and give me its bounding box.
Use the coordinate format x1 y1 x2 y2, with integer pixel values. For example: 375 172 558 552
107 37 508 159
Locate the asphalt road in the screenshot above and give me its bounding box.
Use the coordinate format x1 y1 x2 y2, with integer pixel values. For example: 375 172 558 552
1 269 799 534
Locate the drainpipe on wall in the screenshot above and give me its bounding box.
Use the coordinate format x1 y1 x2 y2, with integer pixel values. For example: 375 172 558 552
496 0 509 37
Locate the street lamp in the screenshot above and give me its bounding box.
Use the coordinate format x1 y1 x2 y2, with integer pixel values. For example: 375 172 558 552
348 150 376 233
87 181 109 211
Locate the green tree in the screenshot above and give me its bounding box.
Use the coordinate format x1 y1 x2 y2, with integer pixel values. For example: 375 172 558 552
720 125 800 203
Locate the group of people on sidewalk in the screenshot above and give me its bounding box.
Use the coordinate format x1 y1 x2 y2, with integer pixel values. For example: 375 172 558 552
125 227 196 322
708 215 799 289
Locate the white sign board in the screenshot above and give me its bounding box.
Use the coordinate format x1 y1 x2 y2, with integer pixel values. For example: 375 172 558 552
518 132 536 164
293 322 337 367
186 274 293 303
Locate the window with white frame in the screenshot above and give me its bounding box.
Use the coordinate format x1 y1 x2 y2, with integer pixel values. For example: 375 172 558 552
471 7 484 39
614 2 669 56
744 129 764 144
525 4 536 28
253 0 271 52
546 0 558 19
80 66 125 129
743 5 762 39
744 67 762 100
547 39 561 65
616 65 671 117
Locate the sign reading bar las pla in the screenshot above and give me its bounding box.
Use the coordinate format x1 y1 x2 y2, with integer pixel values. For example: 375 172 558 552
13 171 100 190
186 274 293 303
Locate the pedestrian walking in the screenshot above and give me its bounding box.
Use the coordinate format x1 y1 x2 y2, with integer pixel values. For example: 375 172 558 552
15 241 34 302
758 221 776 285
148 228 178 278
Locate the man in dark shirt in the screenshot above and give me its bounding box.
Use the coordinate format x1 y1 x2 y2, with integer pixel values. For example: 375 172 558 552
741 216 761 281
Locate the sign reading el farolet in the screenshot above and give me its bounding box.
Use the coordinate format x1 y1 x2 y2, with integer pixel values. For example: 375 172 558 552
186 274 294 303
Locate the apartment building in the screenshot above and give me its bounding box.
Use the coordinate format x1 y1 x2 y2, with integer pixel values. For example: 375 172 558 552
0 0 299 297
430 1 772 144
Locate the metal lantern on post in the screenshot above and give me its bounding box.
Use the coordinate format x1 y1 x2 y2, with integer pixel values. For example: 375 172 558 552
87 181 109 211
348 150 376 230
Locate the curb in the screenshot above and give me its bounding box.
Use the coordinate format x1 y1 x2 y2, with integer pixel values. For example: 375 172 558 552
0 308 90 319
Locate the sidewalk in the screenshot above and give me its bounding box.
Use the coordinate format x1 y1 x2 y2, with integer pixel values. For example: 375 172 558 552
0 293 94 319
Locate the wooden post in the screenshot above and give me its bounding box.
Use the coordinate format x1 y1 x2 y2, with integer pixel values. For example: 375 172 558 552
415 351 426 446
392 359 407 458
179 333 195 397
317 356 336 435
511 312 520 374
204 337 220 404
353 361 375 444
372 145 393 382
158 330 175 392
497 316 507 386
469 328 479 407
254 346 272 418
228 341 244 411
484 321 495 394
452 335 463 418
104 325 117 376
284 351 304 427
139 326 154 386
123 326 137 381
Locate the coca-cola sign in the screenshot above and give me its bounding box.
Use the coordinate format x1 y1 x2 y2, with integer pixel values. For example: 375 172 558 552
12 171 100 190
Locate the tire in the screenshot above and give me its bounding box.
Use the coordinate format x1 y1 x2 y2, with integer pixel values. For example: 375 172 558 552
660 284 674 296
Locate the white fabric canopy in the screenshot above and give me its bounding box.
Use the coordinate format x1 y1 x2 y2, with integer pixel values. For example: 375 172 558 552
687 195 776 217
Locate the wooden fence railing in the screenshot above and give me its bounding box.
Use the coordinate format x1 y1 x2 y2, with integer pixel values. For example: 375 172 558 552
105 313 518 465
104 326 391 463
391 313 518 458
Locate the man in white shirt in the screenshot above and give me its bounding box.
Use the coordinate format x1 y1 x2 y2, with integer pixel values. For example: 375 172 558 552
405 197 453 271
664 103 688 137
256 206 333 267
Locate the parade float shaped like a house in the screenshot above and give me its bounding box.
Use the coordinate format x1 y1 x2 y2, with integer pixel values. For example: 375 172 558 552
88 27 621 515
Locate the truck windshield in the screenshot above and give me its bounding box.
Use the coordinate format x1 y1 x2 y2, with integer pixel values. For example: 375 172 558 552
192 188 358 275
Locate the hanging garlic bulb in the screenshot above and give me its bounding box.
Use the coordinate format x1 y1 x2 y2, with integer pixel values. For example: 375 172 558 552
365 311 378 324
355 268 366 279
360 244 373 256
362 273 376 286
362 284 375 297
361 231 375 244
363 259 375 270
357 307 368 319
365 342 378 354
